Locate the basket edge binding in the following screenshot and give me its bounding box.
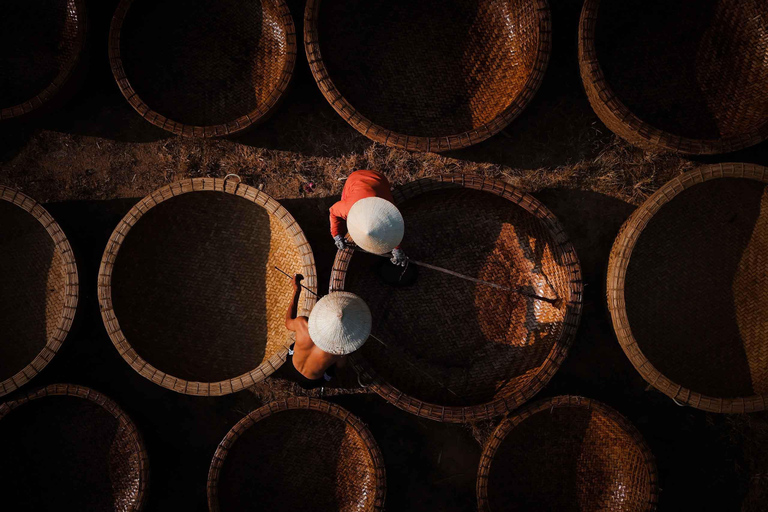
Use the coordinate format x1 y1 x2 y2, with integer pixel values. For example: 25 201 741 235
97 177 318 396
108 0 298 138
206 396 386 512
606 163 768 413
0 383 150 512
475 395 659 512
304 0 553 152
0 186 79 397
330 173 584 423
578 0 768 155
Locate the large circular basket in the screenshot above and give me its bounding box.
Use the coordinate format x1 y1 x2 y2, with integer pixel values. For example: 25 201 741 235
98 177 317 396
477 396 658 511
331 175 583 422
0 383 149 511
304 0 552 152
207 397 386 512
579 0 768 154
608 163 768 413
0 186 78 397
0 0 86 120
109 0 296 137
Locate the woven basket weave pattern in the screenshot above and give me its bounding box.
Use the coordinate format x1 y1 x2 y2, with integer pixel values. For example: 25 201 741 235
608 163 768 413
0 0 86 120
99 178 317 396
579 0 768 154
208 397 386 512
305 0 551 151
331 175 582 422
0 384 149 511
477 396 658 511
0 187 78 397
110 0 296 137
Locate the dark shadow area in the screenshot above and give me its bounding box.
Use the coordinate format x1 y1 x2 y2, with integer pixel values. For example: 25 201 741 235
218 409 376 512
345 188 572 406
332 394 481 512
0 201 61 382
446 0 610 168
595 0 768 141
626 179 766 398
111 193 271 383
0 395 129 510
487 407 651 510
692 138 768 168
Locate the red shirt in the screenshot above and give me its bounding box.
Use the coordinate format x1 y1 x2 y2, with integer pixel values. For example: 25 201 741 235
329 170 395 238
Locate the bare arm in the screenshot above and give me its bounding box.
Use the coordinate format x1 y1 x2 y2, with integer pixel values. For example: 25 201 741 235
284 274 303 331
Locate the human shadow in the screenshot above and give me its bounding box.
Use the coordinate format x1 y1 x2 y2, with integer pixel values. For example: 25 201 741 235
0 200 61 386
110 192 271 383
342 187 577 407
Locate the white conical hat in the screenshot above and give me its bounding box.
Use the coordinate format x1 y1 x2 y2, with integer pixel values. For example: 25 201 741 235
347 197 404 254
308 292 372 355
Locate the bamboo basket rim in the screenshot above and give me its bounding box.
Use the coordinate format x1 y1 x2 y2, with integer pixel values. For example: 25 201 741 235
108 0 297 138
330 174 584 423
578 0 768 155
0 0 87 121
607 163 768 413
303 0 553 152
97 177 318 396
0 186 79 397
207 396 386 512
0 383 150 511
476 395 659 512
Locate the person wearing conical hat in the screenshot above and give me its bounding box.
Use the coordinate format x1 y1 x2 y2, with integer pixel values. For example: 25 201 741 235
330 169 408 266
283 274 372 389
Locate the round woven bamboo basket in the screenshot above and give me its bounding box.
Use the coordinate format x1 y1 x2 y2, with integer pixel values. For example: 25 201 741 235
0 383 149 511
477 396 658 511
608 163 768 413
304 0 552 152
579 0 768 155
0 187 78 397
109 0 296 137
0 0 86 120
207 397 386 512
330 175 583 422
98 177 317 396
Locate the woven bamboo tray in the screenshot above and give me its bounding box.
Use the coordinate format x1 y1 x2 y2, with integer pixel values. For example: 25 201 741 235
579 0 768 155
608 163 768 413
0 187 78 397
330 175 583 422
477 396 658 511
109 0 296 137
208 397 386 512
0 0 86 120
98 177 317 396
304 0 551 152
0 383 149 511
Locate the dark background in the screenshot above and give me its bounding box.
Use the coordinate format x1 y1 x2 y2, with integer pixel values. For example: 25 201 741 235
1 0 767 511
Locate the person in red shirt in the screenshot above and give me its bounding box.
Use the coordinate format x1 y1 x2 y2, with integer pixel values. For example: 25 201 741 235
329 170 407 265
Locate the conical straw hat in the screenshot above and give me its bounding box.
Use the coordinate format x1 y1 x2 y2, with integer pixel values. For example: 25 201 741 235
347 197 404 254
308 292 372 355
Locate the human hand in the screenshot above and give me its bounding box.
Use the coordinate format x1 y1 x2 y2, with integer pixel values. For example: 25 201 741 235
333 235 348 251
390 248 408 267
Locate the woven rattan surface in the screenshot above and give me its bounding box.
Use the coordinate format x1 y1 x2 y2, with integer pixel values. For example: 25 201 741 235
579 0 768 155
0 0 86 120
608 163 768 413
477 396 658 511
208 397 386 512
0 383 149 511
304 0 551 152
109 0 296 137
98 177 317 396
0 187 78 397
331 175 582 422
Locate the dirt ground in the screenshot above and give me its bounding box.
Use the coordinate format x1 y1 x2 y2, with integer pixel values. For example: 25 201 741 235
1 0 768 511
